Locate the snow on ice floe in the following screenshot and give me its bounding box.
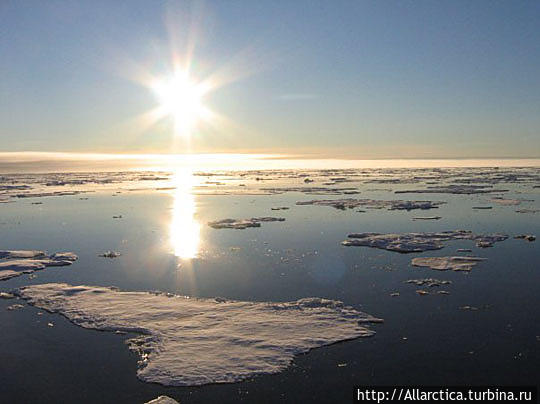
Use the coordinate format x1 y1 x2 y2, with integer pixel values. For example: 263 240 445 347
341 231 508 253
0 250 78 281
296 198 444 211
17 283 382 386
208 217 285 229
411 256 486 272
394 185 508 195
405 278 452 287
145 396 179 404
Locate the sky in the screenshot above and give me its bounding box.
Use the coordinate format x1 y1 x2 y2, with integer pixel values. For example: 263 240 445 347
1 0 539 159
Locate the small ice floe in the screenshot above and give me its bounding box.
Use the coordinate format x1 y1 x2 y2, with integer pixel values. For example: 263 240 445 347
145 396 179 404
296 198 444 211
208 217 285 230
261 186 358 195
0 250 78 281
405 278 452 287
17 283 383 386
395 185 507 195
342 231 507 252
411 256 486 272
515 209 539 214
491 197 533 206
7 303 24 310
514 234 536 242
99 251 121 258
271 206 290 211
457 248 472 252
0 250 47 259
412 216 442 220
0 292 15 299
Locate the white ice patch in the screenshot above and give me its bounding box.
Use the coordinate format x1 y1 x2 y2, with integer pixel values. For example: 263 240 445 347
342 231 507 252
0 250 47 259
208 217 285 229
17 283 382 386
411 256 486 272
0 251 78 281
145 396 180 404
296 198 444 211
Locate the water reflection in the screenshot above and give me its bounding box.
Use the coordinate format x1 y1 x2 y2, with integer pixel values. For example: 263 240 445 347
169 169 200 259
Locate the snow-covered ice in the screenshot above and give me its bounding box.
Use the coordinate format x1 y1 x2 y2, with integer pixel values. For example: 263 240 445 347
0 250 78 281
17 283 382 386
341 231 508 252
411 256 486 272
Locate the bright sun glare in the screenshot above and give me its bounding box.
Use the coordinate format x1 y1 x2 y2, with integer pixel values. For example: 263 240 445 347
151 71 211 138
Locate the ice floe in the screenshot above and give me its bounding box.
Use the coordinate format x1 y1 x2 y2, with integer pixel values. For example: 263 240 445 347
145 396 179 404
99 251 121 258
411 256 486 272
0 250 78 281
341 231 508 252
515 209 539 214
208 217 285 229
405 278 452 287
395 185 508 195
514 234 536 242
296 198 444 211
17 283 382 386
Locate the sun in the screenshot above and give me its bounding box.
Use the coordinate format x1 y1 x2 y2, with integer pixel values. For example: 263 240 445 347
151 70 211 138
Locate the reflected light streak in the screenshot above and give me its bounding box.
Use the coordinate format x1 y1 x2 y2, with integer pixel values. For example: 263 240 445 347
169 168 200 259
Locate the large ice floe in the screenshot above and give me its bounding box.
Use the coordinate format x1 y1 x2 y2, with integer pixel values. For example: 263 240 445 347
341 231 508 253
208 217 285 229
17 283 382 386
0 250 78 281
411 256 486 272
296 198 444 211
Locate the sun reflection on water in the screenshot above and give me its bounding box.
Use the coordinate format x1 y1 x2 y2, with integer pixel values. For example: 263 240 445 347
169 168 200 259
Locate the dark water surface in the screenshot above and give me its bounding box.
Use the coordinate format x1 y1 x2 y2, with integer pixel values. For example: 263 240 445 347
0 168 538 403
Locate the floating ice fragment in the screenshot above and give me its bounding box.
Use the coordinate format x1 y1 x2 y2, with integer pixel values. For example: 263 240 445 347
514 234 536 242
208 217 285 230
99 251 121 258
342 231 507 253
145 396 179 404
491 197 533 206
17 283 382 386
0 250 46 259
395 185 508 195
411 256 486 272
0 251 78 281
296 198 444 211
515 209 539 214
405 278 452 287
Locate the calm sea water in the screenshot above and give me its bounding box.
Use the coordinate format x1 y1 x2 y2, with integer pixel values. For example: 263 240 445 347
0 164 538 403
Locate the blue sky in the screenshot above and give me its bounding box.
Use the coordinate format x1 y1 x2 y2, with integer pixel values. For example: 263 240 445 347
1 0 539 158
